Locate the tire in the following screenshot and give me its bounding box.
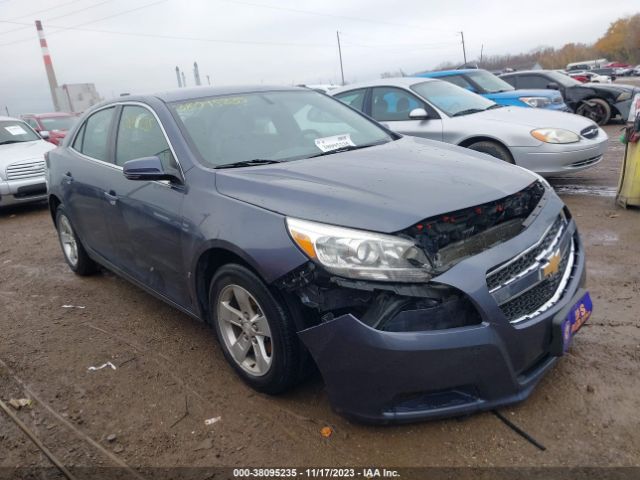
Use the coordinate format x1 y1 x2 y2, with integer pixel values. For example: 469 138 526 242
209 264 303 394
576 98 611 125
466 140 514 164
55 207 98 276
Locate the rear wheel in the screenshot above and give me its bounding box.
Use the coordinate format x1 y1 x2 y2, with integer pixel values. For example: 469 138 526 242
209 264 303 394
55 207 98 276
576 98 611 125
466 140 514 164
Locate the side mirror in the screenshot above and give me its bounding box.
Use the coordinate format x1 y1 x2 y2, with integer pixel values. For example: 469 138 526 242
546 82 560 90
39 130 50 139
408 108 429 120
123 156 180 183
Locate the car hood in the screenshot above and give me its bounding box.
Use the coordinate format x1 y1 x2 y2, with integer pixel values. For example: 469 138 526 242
0 140 55 171
470 106 596 130
215 136 537 233
583 82 636 93
485 89 560 100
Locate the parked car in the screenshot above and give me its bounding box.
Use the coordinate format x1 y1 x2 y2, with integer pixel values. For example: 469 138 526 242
21 112 77 146
500 70 638 124
331 78 607 175
46 86 591 423
0 116 55 207
566 59 608 71
415 69 569 111
590 68 618 81
568 71 611 84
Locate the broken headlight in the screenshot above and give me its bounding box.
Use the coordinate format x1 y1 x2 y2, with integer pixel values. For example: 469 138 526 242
286 217 432 282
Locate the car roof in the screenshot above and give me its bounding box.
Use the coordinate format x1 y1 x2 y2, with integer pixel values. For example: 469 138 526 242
0 115 23 122
331 77 437 94
421 69 479 77
501 70 549 76
22 112 75 118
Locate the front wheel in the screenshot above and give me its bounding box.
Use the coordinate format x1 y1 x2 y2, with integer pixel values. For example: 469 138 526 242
209 264 303 394
55 207 98 276
466 140 514 164
576 98 611 125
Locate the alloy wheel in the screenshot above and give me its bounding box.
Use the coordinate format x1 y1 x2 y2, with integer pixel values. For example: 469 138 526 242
58 215 79 267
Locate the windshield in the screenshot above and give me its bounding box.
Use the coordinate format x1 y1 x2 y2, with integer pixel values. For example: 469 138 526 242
0 120 40 145
411 81 496 117
171 90 393 167
546 71 582 87
40 116 76 131
466 70 514 93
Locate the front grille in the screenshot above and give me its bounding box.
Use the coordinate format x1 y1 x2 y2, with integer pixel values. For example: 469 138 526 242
568 156 602 169
498 239 573 322
6 160 45 180
580 125 599 139
487 215 565 291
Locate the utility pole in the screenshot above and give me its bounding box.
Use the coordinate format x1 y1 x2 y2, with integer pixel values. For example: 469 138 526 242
35 20 61 111
181 71 187 88
175 66 182 88
206 75 211 86
336 30 345 86
193 61 201 86
4 106 9 116
480 44 484 65
459 31 467 64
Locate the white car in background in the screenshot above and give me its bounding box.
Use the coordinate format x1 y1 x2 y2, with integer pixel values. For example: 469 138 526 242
0 116 55 207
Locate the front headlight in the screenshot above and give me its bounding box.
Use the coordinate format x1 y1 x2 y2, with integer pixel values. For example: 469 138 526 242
519 97 551 108
617 91 632 102
531 128 580 144
286 217 432 282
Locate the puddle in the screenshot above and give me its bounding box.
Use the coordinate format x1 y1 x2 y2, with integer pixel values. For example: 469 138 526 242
554 185 617 197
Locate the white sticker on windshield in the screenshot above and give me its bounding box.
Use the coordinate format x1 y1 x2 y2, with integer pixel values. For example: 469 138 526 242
5 125 27 136
314 134 355 153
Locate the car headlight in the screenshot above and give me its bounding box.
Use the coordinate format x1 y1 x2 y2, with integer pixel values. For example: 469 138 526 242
531 128 580 144
519 97 551 108
617 91 632 102
286 217 432 282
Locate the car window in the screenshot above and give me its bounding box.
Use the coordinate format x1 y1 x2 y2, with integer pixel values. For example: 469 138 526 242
25 118 40 130
40 116 76 131
501 75 517 88
79 107 115 162
515 75 548 89
334 89 366 111
441 75 473 89
171 90 393 167
370 87 425 121
72 123 86 151
466 70 514 93
115 105 177 172
411 81 495 117
0 120 41 144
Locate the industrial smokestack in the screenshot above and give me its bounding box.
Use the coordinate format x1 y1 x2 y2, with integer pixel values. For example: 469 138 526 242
35 20 60 111
193 61 201 86
181 71 187 87
175 66 182 88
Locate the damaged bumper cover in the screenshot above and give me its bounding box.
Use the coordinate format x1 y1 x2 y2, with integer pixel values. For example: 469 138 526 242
296 193 586 423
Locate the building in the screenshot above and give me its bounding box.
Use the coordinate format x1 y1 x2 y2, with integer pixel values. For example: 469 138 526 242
54 83 102 114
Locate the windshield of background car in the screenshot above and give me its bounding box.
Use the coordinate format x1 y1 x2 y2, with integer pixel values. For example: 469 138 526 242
0 120 40 144
171 90 393 167
40 116 76 131
547 71 582 87
411 81 496 117
466 70 514 93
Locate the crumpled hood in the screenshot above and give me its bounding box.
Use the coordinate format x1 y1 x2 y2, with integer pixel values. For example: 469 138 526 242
215 136 537 233
0 140 55 172
584 82 637 94
472 106 597 130
485 89 561 101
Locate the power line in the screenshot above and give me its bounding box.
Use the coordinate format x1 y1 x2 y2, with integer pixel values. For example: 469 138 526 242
0 0 168 46
0 0 118 37
3 0 86 22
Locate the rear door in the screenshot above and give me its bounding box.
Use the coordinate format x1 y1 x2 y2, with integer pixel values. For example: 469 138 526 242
63 106 120 261
108 104 188 305
369 86 443 140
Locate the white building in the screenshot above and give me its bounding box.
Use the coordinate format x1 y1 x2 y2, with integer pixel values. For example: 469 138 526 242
55 83 102 113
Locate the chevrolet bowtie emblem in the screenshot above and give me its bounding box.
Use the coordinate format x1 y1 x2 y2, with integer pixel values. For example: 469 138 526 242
542 250 561 278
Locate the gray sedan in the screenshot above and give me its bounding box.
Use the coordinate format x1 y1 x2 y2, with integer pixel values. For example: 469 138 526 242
331 78 608 176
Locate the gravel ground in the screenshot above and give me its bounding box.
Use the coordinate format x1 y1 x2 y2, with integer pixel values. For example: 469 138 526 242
0 121 639 477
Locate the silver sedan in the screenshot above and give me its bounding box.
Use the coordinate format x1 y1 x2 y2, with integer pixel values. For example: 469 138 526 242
331 78 608 176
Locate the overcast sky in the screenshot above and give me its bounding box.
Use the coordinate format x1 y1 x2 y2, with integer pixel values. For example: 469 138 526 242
0 0 637 114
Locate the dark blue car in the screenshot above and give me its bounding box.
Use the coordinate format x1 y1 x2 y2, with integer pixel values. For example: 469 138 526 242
417 69 569 111
46 86 591 423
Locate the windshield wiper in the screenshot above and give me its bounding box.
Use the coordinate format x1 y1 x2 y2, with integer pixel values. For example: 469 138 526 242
486 104 503 110
452 108 485 117
308 141 388 158
215 158 281 169
0 140 26 145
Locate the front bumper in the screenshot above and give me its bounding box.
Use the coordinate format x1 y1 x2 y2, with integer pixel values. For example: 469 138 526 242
510 130 608 176
298 194 587 423
0 176 48 207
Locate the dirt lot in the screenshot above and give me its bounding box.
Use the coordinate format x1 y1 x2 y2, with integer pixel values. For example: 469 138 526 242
1 121 639 477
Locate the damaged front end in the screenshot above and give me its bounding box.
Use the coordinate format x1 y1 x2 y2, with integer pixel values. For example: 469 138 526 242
276 181 552 422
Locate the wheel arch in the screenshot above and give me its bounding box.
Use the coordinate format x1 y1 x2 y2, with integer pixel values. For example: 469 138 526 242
48 194 61 225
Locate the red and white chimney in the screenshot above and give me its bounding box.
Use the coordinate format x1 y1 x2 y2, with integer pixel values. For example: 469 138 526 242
35 20 60 111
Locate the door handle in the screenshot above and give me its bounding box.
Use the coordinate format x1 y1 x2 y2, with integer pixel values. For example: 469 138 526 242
103 190 118 206
63 172 73 184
